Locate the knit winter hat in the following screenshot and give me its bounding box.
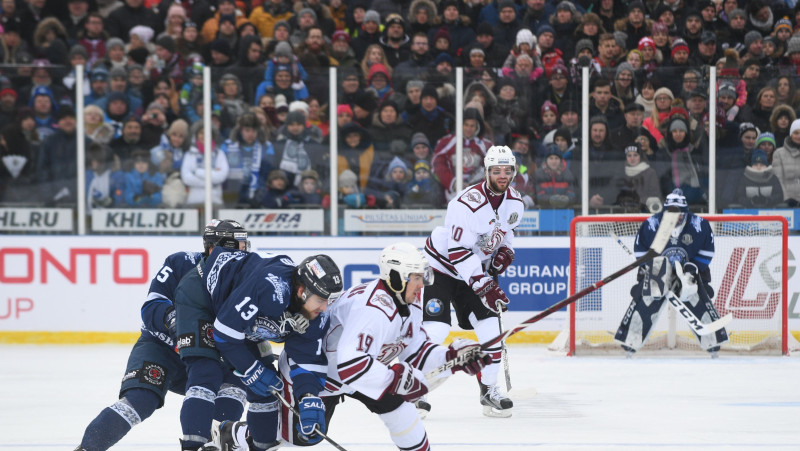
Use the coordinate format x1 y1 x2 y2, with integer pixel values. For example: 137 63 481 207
516 28 536 48
575 38 595 55
337 104 354 117
728 9 746 20
653 87 674 101
156 35 176 53
738 122 759 138
364 10 381 24
267 169 289 183
744 30 763 49
774 17 793 34
339 169 358 188
106 37 125 50
411 132 431 149
275 41 293 58
541 100 558 117
537 24 555 38
787 36 800 55
756 132 776 148
414 159 431 173
387 156 409 175
297 8 317 22
624 143 642 155
638 36 655 51
669 118 688 132
671 38 689 58
750 149 769 166
718 83 737 99
614 31 628 50
791 119 800 135
651 21 668 36
286 111 305 125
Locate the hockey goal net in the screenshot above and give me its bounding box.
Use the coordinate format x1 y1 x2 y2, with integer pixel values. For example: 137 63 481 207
561 214 791 356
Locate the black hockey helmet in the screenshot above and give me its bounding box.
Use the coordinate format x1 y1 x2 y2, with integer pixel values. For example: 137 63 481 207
202 219 250 253
294 254 343 300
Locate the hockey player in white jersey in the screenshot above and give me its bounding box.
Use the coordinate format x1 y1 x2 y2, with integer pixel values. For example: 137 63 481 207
422 145 525 418
321 242 491 450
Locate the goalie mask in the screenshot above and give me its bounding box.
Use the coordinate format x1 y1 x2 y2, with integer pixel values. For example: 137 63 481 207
292 254 343 312
379 242 434 304
203 219 250 253
663 189 689 236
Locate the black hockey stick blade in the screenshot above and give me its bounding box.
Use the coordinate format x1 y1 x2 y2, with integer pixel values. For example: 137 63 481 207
425 207 682 380
271 390 348 451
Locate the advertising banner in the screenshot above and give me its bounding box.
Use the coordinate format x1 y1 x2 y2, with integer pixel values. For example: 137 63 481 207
343 209 445 232
218 209 325 232
517 210 575 232
723 208 798 230
1 235 797 338
91 209 199 232
0 208 72 232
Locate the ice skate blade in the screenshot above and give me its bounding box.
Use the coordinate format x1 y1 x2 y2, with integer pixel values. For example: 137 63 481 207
482 405 512 418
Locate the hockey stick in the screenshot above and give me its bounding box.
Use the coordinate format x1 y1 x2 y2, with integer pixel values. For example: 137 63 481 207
610 231 733 337
424 207 682 382
664 290 732 336
497 306 512 391
271 389 348 451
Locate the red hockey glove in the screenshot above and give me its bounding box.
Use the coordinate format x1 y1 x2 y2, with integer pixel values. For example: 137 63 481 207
488 246 515 276
446 339 492 375
471 276 510 313
388 362 429 402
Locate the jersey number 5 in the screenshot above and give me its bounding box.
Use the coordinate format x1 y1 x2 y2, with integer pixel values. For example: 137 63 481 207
156 266 173 282
235 296 258 320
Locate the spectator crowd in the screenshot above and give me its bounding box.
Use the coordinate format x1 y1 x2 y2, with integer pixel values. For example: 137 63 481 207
1 0 800 215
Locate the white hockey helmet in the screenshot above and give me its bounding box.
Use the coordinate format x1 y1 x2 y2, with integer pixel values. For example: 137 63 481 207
379 242 434 302
484 145 517 178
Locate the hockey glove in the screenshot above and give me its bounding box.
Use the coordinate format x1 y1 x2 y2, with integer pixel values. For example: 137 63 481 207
472 276 510 313
163 306 176 337
675 263 698 302
296 395 326 445
488 246 515 276
446 339 492 376
234 361 283 397
388 362 429 402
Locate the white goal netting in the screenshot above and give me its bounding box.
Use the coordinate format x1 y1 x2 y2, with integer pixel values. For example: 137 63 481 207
557 215 794 356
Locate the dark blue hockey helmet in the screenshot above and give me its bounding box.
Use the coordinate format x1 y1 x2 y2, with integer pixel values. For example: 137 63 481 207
295 255 343 300
202 219 250 253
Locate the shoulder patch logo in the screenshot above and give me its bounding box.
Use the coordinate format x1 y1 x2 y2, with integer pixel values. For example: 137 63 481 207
509 212 518 224
460 188 485 206
681 233 693 245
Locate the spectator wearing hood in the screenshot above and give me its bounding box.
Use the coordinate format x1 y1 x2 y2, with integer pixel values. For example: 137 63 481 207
369 155 411 208
407 83 453 146
200 0 248 43
227 35 266 104
432 107 492 201
351 9 383 61
407 0 437 37
369 99 412 158
337 121 378 191
275 110 327 188
730 149 784 208
535 143 576 208
250 0 294 38
426 0 476 57
379 13 411 67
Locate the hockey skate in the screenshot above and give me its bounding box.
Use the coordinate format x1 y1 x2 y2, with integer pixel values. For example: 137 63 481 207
211 420 249 451
479 383 513 418
414 395 431 419
622 345 636 359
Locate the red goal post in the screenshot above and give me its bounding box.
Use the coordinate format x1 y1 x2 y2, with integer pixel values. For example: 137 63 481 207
564 214 790 356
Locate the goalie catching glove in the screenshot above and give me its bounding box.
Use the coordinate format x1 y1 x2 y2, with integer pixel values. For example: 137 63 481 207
388 362 429 402
488 246 514 276
472 276 509 313
446 339 492 375
675 262 698 302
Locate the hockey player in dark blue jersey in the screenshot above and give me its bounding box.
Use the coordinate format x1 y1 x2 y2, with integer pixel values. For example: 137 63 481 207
615 189 729 357
75 219 252 451
175 245 342 451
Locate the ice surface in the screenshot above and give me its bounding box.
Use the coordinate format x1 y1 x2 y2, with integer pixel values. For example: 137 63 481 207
1 344 798 450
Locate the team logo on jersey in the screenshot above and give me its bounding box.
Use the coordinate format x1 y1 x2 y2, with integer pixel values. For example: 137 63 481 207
681 234 693 245
509 212 518 225
140 361 166 388
461 189 484 206
199 321 216 349
265 273 289 304
477 227 506 254
662 247 689 266
378 339 406 363
375 293 393 308
426 298 443 316
246 316 283 341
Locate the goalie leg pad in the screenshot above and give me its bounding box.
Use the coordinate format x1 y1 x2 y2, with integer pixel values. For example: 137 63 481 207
684 288 730 350
615 294 668 352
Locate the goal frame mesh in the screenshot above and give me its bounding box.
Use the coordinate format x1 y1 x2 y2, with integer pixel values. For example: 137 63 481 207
567 214 789 356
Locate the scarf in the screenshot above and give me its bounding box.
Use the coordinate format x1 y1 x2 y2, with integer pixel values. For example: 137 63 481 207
625 161 651 177
669 144 700 188
744 165 774 184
